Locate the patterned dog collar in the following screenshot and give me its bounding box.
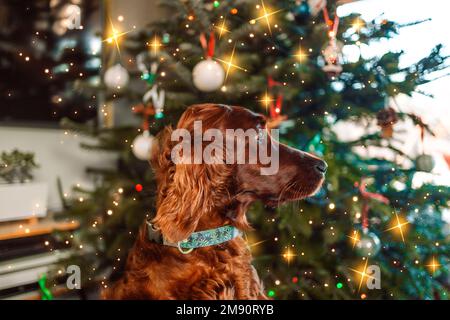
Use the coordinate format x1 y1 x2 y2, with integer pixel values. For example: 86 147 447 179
147 221 242 254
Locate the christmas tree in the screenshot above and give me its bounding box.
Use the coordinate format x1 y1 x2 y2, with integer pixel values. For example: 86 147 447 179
58 0 450 299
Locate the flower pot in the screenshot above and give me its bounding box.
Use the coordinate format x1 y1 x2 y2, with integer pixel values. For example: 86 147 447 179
0 182 48 222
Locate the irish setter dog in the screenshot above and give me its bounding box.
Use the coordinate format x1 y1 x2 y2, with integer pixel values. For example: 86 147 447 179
104 103 327 299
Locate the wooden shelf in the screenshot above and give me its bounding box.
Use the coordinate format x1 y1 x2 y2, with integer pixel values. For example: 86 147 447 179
0 218 79 241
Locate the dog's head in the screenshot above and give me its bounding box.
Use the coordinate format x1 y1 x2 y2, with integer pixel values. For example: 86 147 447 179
151 104 326 242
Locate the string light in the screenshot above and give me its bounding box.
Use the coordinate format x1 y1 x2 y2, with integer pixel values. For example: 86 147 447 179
425 256 441 275
347 230 360 249
259 91 274 111
250 0 283 35
349 258 376 292
103 17 133 56
148 35 163 56
215 18 230 39
384 211 410 242
282 248 297 265
352 17 364 32
215 43 247 82
293 46 308 63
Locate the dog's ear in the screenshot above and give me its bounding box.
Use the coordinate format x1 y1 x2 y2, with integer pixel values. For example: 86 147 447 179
153 163 219 243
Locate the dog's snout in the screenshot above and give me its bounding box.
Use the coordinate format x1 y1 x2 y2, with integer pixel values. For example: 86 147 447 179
315 160 328 174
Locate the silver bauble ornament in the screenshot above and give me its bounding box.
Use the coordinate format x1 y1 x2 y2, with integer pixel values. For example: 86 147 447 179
192 58 225 92
355 229 381 257
132 131 155 161
415 154 435 172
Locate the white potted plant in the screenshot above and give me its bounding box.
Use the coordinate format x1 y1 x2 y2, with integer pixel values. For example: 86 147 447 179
0 150 48 222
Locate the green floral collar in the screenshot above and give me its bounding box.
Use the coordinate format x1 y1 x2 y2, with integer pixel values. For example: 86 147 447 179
147 221 242 254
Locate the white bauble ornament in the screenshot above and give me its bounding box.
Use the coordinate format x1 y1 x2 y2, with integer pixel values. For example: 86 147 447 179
192 58 225 92
132 131 155 160
308 0 327 16
104 64 129 90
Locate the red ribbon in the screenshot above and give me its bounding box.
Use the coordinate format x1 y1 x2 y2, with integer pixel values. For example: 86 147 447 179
268 76 283 119
132 103 155 131
355 179 389 229
322 7 339 38
199 31 215 58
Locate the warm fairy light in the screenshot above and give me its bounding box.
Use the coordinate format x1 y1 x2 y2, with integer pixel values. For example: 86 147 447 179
425 256 441 275
251 0 283 35
352 17 364 32
103 18 133 55
347 230 360 249
293 45 308 62
215 43 247 82
385 211 410 242
215 18 230 39
349 259 375 292
259 91 274 111
282 248 297 265
148 35 163 56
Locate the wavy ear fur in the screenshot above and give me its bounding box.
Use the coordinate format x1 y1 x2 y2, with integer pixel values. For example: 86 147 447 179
150 125 231 243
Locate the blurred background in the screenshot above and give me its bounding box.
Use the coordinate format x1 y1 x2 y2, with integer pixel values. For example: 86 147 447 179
0 0 449 300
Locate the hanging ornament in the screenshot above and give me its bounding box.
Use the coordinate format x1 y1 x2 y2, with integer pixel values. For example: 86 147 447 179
192 32 225 92
293 1 311 24
308 0 327 16
143 85 165 119
355 229 381 257
414 117 435 172
416 154 435 172
104 64 129 90
264 76 287 128
132 130 155 161
162 33 170 44
131 102 156 160
377 106 398 138
352 179 390 257
322 38 343 77
321 7 342 78
137 53 159 86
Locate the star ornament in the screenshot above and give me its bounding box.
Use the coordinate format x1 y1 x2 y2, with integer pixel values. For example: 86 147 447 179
349 258 376 292
250 0 283 35
384 211 410 243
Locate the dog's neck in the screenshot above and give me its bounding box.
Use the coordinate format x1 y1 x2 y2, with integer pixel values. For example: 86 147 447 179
194 201 250 232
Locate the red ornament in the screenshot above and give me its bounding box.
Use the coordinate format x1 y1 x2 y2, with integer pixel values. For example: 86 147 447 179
135 184 143 192
292 276 299 284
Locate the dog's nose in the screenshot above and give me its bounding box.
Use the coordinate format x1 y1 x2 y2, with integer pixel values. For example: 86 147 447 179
315 160 328 174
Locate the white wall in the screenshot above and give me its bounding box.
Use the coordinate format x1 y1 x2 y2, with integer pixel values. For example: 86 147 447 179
0 127 117 211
